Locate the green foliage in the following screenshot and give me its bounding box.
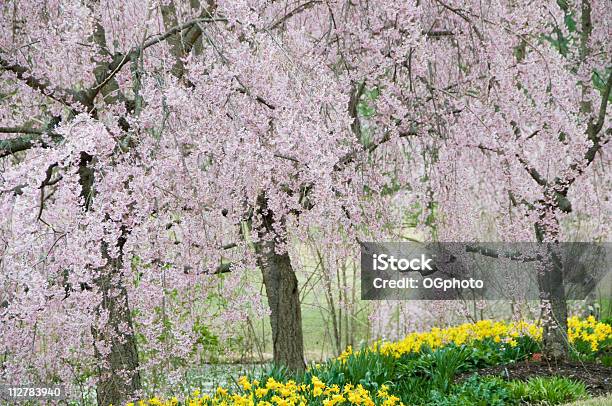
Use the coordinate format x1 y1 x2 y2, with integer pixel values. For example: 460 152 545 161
250 335 547 405
599 353 612 367
404 202 422 228
405 345 469 393
464 336 540 368
357 87 380 119
302 348 399 393
193 318 219 349
508 376 588 405
429 375 513 406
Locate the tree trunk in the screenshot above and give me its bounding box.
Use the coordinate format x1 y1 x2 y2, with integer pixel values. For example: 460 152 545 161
535 211 569 360
257 242 306 371
536 245 569 360
93 260 141 406
255 194 305 372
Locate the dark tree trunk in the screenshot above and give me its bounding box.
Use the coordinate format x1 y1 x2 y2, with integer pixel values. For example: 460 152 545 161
536 245 569 360
255 194 305 372
93 260 141 406
535 210 569 360
257 241 306 371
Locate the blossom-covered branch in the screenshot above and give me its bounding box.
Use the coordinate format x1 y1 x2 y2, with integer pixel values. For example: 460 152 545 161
0 127 62 158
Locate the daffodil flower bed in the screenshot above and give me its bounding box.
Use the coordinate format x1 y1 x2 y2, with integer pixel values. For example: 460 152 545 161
131 317 612 406
129 379 400 406
342 319 543 361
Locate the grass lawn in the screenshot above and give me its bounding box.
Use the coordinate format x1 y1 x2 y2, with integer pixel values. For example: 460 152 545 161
565 395 612 405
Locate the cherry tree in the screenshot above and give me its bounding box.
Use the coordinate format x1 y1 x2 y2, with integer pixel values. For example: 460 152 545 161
0 0 423 403
421 0 611 358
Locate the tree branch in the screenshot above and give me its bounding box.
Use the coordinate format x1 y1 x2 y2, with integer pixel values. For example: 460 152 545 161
0 52 89 108
143 17 228 50
589 69 612 139
0 127 62 158
94 16 227 98
516 153 547 186
465 244 538 262
268 1 322 30
335 127 418 169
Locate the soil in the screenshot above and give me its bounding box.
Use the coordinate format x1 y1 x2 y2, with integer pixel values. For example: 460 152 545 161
456 359 612 397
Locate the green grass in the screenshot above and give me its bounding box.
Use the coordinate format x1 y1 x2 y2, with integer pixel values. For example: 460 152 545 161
564 395 612 406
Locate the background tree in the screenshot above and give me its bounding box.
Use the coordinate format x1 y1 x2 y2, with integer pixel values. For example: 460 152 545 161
423 0 610 358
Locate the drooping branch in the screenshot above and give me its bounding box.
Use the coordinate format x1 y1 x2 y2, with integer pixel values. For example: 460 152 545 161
0 53 90 108
95 16 227 93
3 12 227 157
0 127 63 158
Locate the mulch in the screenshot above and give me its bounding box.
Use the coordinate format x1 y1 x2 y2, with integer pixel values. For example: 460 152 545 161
455 358 612 397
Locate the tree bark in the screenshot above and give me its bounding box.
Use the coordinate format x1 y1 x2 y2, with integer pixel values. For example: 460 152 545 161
535 211 569 360
536 244 569 360
93 259 141 406
255 194 305 372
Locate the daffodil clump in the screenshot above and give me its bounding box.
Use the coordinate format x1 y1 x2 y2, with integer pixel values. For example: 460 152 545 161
568 315 612 352
130 377 402 406
364 319 543 359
